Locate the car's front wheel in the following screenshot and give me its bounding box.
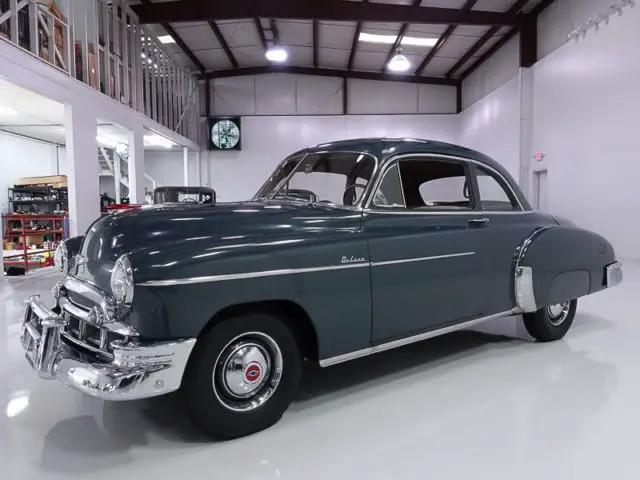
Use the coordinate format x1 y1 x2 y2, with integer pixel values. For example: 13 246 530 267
183 312 302 439
522 299 578 342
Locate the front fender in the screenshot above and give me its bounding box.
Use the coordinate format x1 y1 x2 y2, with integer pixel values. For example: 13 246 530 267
514 225 616 310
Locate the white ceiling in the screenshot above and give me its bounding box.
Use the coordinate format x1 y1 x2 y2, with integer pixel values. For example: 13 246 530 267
138 0 546 75
0 78 178 150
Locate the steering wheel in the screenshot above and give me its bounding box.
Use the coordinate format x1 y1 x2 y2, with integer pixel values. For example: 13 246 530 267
180 197 198 203
342 183 368 206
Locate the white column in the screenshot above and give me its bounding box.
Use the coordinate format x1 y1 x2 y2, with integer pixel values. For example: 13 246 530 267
183 146 189 186
196 150 201 186
65 103 99 237
127 126 145 204
114 152 121 203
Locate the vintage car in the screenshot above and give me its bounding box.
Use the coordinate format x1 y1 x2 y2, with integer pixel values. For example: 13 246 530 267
20 138 622 439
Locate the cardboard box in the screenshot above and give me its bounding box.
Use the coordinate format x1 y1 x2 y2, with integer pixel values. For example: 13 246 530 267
15 175 67 187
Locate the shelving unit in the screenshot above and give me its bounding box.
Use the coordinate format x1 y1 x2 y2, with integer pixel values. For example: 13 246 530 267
2 214 68 273
8 185 68 215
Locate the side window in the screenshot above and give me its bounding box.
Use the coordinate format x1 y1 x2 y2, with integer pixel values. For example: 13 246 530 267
476 166 519 211
372 164 405 208
398 159 473 210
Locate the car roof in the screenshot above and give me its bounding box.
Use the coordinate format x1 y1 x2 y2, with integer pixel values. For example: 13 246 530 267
296 138 500 170
289 137 531 211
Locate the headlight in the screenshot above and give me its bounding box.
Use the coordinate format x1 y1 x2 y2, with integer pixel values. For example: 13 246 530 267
53 242 67 273
110 254 134 305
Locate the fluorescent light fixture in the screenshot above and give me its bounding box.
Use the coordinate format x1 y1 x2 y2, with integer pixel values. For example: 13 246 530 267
388 53 411 72
157 34 176 44
359 32 438 47
144 133 174 148
0 105 18 116
265 46 288 62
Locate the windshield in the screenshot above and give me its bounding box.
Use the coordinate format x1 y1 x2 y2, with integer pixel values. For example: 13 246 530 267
253 151 376 207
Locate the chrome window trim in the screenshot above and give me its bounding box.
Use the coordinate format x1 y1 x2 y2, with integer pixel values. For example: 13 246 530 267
258 150 380 207
138 251 473 287
364 153 526 214
319 309 515 367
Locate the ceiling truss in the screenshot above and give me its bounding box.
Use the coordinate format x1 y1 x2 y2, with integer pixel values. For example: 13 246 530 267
135 0 558 89
133 0 521 26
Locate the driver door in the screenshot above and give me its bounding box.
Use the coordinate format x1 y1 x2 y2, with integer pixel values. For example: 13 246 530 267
364 156 495 342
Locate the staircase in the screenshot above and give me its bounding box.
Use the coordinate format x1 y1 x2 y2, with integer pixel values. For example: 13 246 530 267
98 147 157 204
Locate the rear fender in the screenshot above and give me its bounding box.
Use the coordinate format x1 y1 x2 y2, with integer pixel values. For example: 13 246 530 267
512 225 615 312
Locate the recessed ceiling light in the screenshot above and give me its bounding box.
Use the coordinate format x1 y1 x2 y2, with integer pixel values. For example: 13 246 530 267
359 32 438 47
0 105 18 116
157 34 176 44
265 46 288 62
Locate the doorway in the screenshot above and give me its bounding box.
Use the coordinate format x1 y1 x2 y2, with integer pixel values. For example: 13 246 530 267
532 169 548 212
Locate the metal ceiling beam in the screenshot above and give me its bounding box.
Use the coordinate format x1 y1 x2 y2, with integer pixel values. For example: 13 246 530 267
445 0 529 79
201 66 457 86
269 18 280 43
254 18 268 51
313 20 319 68
133 0 520 26
459 0 557 80
208 21 239 69
347 0 369 72
414 0 478 76
380 0 421 73
139 0 205 73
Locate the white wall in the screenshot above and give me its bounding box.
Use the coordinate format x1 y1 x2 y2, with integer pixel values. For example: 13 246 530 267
529 0 640 260
461 35 520 111
459 0 639 259
145 150 200 187
537 0 611 60
0 132 60 213
459 75 522 182
210 74 457 115
206 114 460 202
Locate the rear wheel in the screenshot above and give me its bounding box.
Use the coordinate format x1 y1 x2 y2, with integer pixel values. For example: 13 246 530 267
183 313 302 439
522 299 577 342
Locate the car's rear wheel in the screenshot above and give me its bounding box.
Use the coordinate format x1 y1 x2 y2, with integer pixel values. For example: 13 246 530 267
522 299 577 342
183 312 302 439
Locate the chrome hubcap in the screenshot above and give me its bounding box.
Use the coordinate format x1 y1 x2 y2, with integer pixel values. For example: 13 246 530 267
213 332 283 412
547 301 570 326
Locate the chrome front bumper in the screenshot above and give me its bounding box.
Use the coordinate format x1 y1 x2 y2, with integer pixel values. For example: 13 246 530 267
21 295 196 401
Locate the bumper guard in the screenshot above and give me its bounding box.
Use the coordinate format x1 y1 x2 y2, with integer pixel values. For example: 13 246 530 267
20 295 196 401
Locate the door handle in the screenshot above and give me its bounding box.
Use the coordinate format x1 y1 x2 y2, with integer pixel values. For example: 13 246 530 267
468 217 490 227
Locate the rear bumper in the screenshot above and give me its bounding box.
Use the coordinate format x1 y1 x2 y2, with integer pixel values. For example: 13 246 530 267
20 295 195 401
605 261 623 288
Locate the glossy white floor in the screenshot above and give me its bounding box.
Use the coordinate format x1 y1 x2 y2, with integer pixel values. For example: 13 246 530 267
0 264 637 480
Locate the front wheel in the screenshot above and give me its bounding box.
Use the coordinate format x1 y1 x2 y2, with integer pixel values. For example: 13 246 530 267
522 299 578 342
183 313 302 439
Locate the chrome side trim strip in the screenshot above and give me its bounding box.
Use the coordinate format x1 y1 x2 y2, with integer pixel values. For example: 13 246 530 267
138 262 370 287
139 251 474 287
371 251 475 267
319 310 514 367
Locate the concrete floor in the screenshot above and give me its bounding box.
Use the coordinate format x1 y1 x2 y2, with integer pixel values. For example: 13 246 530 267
0 264 638 479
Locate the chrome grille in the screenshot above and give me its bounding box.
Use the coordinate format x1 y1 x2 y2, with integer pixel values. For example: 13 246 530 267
61 297 127 360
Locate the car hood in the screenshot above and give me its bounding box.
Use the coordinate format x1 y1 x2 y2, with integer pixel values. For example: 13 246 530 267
73 200 362 289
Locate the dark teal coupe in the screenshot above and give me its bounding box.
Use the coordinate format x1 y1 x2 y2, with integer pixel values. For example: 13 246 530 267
20 138 622 439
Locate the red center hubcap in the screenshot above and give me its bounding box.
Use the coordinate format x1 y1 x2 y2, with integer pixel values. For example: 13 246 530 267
244 363 262 383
